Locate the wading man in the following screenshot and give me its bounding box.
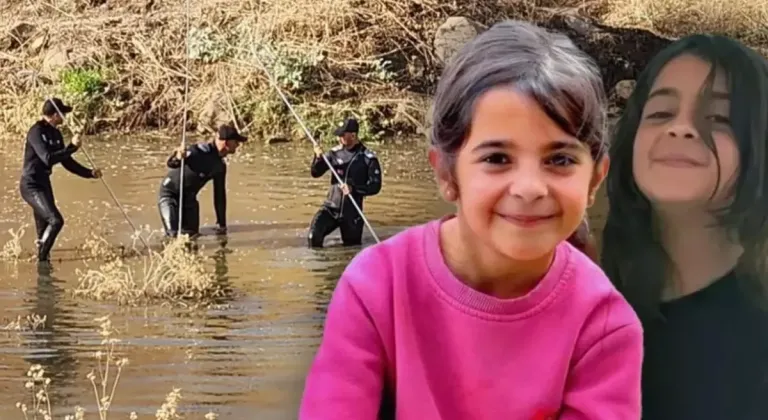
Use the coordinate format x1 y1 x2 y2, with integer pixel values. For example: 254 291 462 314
308 118 382 248
20 98 102 263
157 124 246 239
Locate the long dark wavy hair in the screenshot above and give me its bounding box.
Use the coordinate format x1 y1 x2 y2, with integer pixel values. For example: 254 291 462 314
601 34 768 322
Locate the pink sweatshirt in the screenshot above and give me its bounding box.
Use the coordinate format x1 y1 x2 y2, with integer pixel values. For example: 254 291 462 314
300 219 643 420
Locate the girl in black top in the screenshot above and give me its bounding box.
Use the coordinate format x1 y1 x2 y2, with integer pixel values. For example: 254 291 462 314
602 34 768 419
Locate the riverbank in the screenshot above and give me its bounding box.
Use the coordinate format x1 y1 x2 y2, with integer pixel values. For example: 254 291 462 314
1 0 766 144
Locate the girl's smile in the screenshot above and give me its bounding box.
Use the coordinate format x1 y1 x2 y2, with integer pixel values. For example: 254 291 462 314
496 212 559 228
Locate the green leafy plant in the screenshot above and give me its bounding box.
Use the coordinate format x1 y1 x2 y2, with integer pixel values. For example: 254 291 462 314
59 68 106 98
250 43 324 92
188 27 230 63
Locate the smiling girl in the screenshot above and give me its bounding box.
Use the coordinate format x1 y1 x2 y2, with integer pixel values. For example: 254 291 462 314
602 34 768 419
300 20 643 419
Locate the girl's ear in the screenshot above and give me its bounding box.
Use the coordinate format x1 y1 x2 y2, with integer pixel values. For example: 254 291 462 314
588 155 610 208
429 147 458 202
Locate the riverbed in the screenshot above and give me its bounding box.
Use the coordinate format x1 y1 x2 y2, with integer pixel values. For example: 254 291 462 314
0 136 607 419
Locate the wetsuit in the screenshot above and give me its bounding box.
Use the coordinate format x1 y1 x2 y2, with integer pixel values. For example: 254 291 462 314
157 142 226 237
308 143 382 247
19 119 95 261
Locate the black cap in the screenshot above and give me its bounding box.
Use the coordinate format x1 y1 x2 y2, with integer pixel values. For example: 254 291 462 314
218 124 248 142
333 118 359 136
42 98 73 117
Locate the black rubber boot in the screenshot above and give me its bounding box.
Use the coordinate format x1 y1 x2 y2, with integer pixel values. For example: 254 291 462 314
37 225 58 262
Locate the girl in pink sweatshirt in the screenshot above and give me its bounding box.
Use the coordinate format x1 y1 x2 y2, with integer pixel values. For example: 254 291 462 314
300 20 643 420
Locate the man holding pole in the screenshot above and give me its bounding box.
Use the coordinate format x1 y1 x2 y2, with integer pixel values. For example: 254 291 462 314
157 124 247 239
19 97 102 263
308 117 382 248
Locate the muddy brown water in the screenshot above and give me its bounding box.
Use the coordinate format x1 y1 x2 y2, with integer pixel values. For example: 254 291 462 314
0 136 607 419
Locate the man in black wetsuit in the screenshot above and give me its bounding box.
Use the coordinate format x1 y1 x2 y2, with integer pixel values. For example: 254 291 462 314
157 124 247 239
19 98 102 263
308 117 382 248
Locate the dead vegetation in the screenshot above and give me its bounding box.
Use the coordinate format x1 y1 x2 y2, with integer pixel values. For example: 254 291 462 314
593 0 768 46
15 315 219 420
0 220 226 306
1 0 765 144
0 220 136 263
73 234 227 307
0 224 27 261
2 313 46 332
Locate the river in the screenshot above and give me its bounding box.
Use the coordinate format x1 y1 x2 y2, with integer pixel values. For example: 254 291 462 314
0 136 607 419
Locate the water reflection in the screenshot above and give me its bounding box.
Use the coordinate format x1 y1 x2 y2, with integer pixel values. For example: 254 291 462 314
306 247 360 317
210 237 234 302
24 266 78 410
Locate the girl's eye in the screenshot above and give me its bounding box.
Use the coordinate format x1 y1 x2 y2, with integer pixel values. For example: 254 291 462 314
706 114 731 125
482 153 510 165
546 153 577 167
646 111 674 119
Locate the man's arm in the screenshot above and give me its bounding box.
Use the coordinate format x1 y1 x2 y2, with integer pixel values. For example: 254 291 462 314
27 125 78 166
61 157 95 179
213 165 227 229
310 151 332 178
167 145 197 169
353 155 382 196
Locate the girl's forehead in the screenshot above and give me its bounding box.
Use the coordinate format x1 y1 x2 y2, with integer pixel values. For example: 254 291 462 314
652 55 729 92
463 88 583 152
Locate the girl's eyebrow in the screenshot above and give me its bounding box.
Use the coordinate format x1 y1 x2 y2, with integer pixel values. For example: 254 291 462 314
471 138 587 153
649 87 730 101
648 87 679 100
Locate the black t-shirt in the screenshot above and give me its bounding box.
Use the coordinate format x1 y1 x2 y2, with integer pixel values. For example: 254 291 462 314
641 271 768 419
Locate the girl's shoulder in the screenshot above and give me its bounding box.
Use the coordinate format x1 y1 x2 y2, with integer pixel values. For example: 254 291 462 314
559 241 641 328
348 221 435 268
342 220 436 286
562 241 618 294
336 221 437 325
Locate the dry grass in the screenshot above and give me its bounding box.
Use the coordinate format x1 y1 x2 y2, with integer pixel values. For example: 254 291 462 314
2 313 46 332
1 224 28 262
1 0 765 144
0 222 136 263
0 0 521 143
73 234 227 306
15 315 219 420
0 221 224 306
595 0 768 45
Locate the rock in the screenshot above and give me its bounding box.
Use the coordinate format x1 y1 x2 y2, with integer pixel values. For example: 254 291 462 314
29 34 47 53
5 22 36 49
613 79 636 101
265 136 290 145
41 45 71 80
14 70 52 90
434 17 485 65
197 91 231 134
424 101 434 137
562 15 594 38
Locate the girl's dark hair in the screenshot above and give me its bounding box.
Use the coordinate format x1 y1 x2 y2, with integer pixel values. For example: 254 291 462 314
429 20 608 258
430 19 608 167
601 34 768 321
